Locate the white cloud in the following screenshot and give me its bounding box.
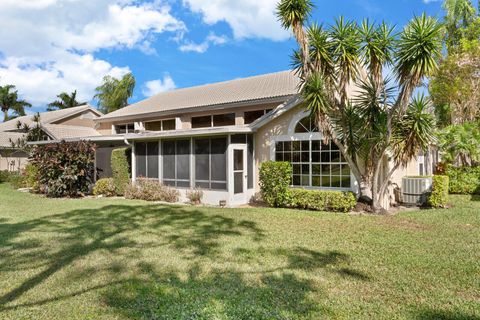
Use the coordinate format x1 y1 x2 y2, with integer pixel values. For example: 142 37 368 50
0 0 185 106
182 0 289 41
142 74 176 97
422 0 441 3
179 32 228 53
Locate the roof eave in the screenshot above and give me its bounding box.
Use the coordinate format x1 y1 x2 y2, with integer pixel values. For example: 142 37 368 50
95 96 293 123
249 95 303 131
125 125 252 141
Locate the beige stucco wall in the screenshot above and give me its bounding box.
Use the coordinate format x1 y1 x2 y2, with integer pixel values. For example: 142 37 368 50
0 150 29 171
254 104 305 191
95 122 113 135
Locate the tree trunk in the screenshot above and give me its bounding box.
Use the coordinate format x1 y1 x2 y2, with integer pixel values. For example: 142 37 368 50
3 110 8 122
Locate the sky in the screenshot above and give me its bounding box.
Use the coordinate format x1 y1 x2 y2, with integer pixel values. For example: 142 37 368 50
0 0 445 116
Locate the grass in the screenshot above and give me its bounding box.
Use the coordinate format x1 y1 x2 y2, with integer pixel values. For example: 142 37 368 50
0 183 479 319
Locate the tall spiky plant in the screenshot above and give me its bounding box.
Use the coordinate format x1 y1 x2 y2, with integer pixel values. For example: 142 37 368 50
277 0 443 211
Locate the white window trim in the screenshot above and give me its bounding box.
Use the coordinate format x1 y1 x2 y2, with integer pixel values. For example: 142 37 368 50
269 109 358 192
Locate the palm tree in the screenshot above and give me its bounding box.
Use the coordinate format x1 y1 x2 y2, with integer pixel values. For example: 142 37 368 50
94 73 135 114
0 85 32 122
47 90 86 111
277 0 315 77
277 0 443 212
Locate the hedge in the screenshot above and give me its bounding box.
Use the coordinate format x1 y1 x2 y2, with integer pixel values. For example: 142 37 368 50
259 161 292 207
289 188 357 212
445 166 480 194
111 148 131 196
428 175 449 208
30 141 96 197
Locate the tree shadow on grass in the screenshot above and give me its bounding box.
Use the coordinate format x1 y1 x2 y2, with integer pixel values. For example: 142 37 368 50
0 204 264 309
0 203 368 318
103 262 331 319
414 308 480 320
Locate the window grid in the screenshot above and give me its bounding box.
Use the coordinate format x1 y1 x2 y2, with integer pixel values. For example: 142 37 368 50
275 140 351 189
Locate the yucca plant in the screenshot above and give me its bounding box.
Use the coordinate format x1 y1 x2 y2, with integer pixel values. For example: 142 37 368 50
277 0 443 212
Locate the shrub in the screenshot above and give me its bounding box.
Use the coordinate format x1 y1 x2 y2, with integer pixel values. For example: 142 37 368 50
0 170 9 183
428 175 449 208
111 148 131 196
93 178 116 197
259 161 292 207
24 163 39 190
289 188 357 212
124 179 179 202
186 188 204 205
30 141 96 197
445 165 480 194
7 172 27 189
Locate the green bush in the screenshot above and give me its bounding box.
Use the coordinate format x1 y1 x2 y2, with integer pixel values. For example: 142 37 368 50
30 141 96 197
0 170 10 183
445 166 480 194
289 188 357 212
24 163 39 190
259 161 292 207
428 175 449 208
7 172 27 189
124 179 179 202
93 178 116 197
111 148 131 196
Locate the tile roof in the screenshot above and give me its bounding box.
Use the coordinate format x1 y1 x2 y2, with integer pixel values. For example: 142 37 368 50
41 124 101 140
0 105 101 132
99 70 300 121
0 132 26 148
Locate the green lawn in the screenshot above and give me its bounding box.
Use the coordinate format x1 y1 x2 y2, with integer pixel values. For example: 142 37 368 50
0 183 478 319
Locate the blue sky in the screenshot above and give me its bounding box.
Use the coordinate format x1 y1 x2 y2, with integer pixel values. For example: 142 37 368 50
0 0 444 115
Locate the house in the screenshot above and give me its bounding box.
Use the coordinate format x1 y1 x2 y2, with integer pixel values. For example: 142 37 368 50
4 70 432 206
0 105 102 171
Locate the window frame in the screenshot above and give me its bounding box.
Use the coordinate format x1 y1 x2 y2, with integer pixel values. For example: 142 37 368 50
161 139 191 188
274 138 351 190
115 123 135 134
193 137 228 190
144 119 176 131
191 113 237 129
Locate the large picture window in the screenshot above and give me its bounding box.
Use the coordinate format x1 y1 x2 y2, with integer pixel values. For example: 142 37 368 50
275 139 350 189
135 142 159 179
194 137 227 190
162 140 190 187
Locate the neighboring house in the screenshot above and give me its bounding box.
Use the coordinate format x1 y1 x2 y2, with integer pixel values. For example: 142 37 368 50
7 71 434 206
0 105 102 171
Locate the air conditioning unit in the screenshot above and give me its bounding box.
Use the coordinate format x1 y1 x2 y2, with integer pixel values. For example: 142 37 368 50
401 176 432 205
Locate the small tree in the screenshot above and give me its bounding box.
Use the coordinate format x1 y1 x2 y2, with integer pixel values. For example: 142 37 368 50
94 73 135 114
277 1 442 212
